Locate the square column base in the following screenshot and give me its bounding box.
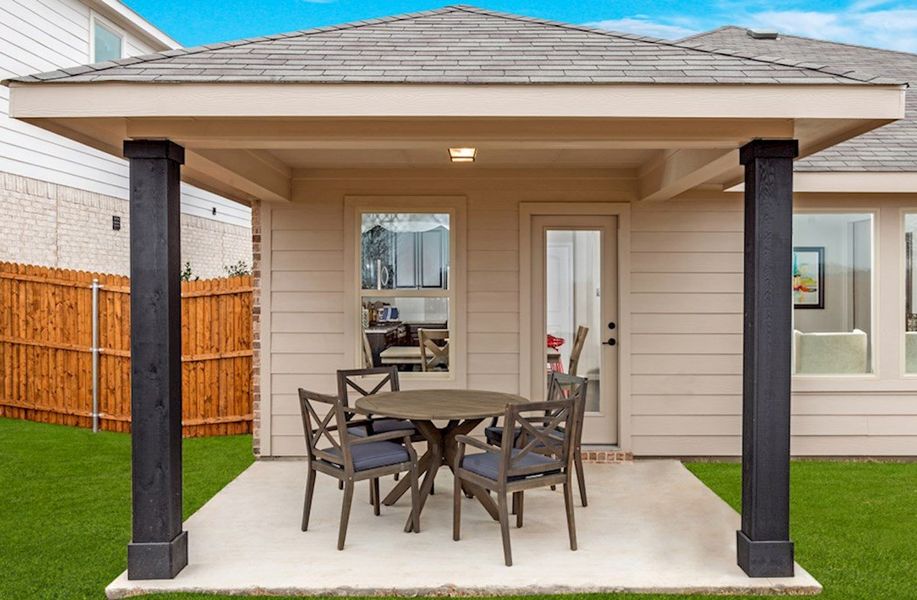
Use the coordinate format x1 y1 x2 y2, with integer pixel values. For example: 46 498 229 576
128 530 188 580
736 530 794 578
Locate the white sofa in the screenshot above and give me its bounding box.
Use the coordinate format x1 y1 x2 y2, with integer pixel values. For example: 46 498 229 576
906 332 917 373
793 329 868 374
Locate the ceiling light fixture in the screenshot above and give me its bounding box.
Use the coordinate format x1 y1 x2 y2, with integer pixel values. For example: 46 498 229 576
449 147 476 163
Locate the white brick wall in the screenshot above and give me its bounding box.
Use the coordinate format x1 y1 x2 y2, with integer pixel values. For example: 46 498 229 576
0 171 251 278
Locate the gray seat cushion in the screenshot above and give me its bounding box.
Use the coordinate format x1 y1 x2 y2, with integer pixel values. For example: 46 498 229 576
461 449 557 481
323 441 409 471
350 418 415 437
484 425 521 445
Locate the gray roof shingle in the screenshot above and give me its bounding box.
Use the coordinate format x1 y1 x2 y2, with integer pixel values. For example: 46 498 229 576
681 26 916 173
5 5 898 86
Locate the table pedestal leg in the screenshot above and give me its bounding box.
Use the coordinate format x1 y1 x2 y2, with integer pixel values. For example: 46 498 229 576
383 451 431 506
404 421 442 533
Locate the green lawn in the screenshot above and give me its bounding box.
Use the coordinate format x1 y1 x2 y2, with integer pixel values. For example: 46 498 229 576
1 417 915 600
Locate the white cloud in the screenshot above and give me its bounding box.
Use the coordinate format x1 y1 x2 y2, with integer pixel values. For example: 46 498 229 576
584 1 917 52
747 6 917 52
585 17 699 40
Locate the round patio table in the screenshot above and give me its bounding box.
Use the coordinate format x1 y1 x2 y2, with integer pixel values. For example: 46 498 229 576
355 389 528 532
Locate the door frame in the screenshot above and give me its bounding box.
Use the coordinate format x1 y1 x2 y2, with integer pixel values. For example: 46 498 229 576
519 202 632 451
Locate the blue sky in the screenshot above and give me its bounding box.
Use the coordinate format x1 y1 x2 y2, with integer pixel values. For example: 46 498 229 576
124 0 917 52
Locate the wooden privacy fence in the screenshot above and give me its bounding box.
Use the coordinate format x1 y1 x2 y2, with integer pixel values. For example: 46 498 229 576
0 262 253 436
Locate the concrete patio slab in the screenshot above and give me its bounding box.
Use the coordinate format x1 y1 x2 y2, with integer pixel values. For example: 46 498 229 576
107 460 821 597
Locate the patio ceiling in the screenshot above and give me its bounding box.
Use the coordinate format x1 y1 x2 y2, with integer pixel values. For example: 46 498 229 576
4 87 904 205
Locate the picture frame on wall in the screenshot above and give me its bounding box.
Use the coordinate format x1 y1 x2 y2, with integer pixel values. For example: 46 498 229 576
793 246 825 309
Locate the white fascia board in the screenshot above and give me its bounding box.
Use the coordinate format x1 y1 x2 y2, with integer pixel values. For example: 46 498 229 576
9 83 905 121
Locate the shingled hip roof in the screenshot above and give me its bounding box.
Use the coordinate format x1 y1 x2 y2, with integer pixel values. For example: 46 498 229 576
681 26 916 173
5 5 902 86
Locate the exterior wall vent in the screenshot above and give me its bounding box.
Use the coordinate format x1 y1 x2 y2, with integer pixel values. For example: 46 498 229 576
746 29 779 40
112 215 121 231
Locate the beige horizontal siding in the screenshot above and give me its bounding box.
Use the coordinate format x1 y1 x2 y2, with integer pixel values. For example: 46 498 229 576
630 194 917 457
264 175 917 456
268 172 631 454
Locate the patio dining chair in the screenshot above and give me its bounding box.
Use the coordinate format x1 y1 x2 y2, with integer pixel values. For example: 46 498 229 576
419 328 449 372
452 398 578 566
337 367 418 438
485 372 589 507
298 388 421 550
567 326 589 376
337 366 423 496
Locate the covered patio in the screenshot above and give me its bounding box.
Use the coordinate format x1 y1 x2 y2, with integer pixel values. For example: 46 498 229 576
106 460 820 598
5 4 906 596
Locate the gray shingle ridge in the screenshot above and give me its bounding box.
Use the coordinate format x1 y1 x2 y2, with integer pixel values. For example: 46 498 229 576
444 5 900 84
5 5 462 84
683 24 916 173
4 4 906 86
680 24 917 64
676 25 742 44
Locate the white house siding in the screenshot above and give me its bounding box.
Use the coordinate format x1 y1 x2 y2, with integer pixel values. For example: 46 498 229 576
0 0 250 276
261 171 917 457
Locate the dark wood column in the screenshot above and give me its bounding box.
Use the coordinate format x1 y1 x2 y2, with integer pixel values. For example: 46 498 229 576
123 140 187 580
738 139 799 578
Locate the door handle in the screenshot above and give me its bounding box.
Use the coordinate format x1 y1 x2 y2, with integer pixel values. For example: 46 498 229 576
603 338 617 346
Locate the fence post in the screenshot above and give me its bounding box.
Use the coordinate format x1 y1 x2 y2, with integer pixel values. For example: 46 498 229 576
91 278 101 433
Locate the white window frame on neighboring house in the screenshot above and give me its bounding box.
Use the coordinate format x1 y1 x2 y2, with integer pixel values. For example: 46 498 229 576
90 12 126 63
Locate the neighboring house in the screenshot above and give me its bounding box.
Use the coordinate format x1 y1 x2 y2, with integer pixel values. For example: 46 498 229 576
0 0 251 278
7 3 912 582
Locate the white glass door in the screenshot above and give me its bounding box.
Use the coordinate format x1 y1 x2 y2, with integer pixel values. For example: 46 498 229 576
531 215 618 444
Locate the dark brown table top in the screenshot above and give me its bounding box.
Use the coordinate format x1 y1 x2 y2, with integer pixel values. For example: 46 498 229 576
355 389 528 420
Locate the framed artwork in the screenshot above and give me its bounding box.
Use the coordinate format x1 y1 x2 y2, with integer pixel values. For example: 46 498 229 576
793 246 825 309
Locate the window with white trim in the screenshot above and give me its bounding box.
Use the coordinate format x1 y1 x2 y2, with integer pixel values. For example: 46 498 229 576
92 17 123 63
904 214 917 373
792 212 874 375
359 212 452 374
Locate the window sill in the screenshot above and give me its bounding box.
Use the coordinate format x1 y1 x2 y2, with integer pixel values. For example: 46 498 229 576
792 375 917 394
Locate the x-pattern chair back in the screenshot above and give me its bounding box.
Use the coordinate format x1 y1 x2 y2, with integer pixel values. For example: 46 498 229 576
502 399 575 478
547 372 588 429
419 329 449 372
336 366 400 407
298 389 351 469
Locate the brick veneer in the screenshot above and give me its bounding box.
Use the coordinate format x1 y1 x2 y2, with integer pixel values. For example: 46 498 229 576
0 171 251 279
582 450 633 463
250 199 262 456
